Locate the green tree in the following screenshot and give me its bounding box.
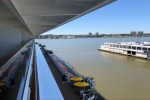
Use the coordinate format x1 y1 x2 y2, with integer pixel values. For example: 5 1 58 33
88 32 92 36
95 32 99 36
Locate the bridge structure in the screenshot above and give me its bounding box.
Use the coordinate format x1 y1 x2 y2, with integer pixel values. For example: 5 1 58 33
0 0 115 100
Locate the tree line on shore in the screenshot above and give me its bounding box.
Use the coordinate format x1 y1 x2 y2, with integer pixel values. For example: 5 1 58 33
35 32 150 39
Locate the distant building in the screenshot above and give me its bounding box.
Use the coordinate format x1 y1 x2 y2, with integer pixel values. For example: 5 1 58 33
36 35 45 39
48 34 53 39
67 35 74 39
131 31 137 35
138 31 144 35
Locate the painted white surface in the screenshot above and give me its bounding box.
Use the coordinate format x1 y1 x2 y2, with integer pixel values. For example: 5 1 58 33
22 45 34 100
100 43 149 59
35 45 64 100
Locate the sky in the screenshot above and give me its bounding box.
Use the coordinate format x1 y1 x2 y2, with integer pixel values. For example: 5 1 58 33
43 0 150 35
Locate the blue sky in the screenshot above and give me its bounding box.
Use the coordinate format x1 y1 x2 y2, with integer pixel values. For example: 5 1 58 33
43 0 150 35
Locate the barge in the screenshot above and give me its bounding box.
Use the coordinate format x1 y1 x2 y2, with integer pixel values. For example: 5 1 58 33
98 42 150 59
39 44 102 100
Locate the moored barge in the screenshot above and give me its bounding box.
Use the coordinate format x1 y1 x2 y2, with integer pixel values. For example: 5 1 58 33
39 44 101 100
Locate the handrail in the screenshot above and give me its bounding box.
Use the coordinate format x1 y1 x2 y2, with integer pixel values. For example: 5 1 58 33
35 45 64 100
22 42 34 100
0 40 33 77
0 40 34 100
15 40 34 100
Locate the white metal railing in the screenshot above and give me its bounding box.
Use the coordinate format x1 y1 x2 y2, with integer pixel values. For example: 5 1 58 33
22 42 34 100
82 89 98 100
0 40 34 100
35 45 64 100
0 40 33 77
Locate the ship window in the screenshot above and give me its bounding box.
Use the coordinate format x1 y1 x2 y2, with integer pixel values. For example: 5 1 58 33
123 46 127 48
132 46 136 50
116 45 119 48
142 48 147 51
120 45 123 48
137 47 141 50
113 45 115 47
132 51 136 55
148 48 150 51
128 46 131 49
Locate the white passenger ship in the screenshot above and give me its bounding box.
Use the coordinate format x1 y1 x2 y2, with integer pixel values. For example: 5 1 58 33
99 42 150 59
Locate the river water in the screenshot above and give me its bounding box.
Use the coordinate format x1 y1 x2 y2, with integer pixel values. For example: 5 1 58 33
36 37 150 99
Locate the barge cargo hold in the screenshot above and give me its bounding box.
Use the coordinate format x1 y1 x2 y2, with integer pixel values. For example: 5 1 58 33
98 42 150 59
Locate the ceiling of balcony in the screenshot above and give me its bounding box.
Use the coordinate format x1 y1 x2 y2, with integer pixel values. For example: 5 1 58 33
1 0 115 35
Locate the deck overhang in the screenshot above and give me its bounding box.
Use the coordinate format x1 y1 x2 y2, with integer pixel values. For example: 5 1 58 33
1 0 115 36
0 0 115 58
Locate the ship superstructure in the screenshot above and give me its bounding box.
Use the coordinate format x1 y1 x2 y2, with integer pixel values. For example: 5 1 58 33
99 42 150 59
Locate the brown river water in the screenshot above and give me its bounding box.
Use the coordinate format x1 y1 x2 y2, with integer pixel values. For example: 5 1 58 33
36 37 150 99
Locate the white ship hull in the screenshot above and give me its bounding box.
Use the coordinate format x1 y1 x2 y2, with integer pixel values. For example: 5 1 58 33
99 42 150 59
